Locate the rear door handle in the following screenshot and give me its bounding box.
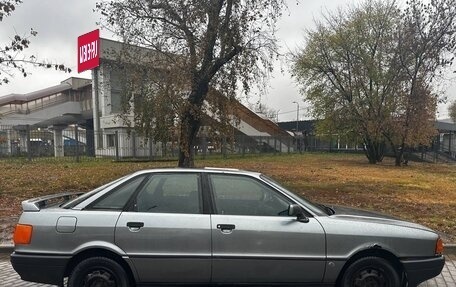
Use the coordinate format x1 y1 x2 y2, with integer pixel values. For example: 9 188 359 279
127 222 144 231
217 224 235 231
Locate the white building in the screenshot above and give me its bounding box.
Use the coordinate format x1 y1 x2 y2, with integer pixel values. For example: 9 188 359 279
0 38 293 158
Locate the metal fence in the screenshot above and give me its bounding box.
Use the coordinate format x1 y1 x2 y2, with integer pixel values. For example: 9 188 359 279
0 126 365 162
0 126 91 161
0 126 453 163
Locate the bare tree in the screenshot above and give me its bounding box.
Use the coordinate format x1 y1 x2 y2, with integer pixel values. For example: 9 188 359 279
292 0 456 165
253 102 279 122
292 0 400 164
449 101 456 123
0 0 71 85
387 0 456 165
97 0 289 167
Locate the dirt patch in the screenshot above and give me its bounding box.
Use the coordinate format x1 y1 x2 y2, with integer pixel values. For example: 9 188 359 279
0 216 18 245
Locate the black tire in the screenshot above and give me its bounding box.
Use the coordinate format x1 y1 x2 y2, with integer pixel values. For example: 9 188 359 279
340 256 401 287
68 256 130 287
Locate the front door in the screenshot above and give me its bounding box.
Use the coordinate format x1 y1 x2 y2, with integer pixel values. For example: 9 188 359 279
208 173 326 284
115 172 211 284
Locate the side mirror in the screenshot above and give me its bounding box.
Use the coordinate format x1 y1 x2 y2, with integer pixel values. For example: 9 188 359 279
288 204 309 223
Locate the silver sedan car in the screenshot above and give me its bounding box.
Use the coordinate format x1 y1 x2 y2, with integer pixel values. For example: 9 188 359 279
11 168 444 287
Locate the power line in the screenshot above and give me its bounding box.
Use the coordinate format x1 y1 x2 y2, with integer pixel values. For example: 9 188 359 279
277 107 307 115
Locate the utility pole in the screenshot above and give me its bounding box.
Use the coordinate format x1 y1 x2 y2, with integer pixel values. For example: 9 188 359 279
292 101 299 132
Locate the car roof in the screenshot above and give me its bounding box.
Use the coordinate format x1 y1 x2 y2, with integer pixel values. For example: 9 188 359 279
130 167 262 177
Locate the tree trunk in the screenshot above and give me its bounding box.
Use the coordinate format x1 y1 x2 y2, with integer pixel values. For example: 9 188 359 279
375 141 385 163
395 143 406 167
177 81 209 167
178 111 201 167
364 144 378 164
362 137 385 164
395 153 402 166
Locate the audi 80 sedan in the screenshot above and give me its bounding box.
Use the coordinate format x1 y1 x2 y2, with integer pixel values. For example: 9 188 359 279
11 168 444 287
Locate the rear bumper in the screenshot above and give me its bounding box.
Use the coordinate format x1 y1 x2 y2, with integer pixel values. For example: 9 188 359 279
10 252 71 285
401 255 445 286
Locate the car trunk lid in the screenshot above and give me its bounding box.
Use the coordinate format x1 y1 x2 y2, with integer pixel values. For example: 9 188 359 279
21 192 84 212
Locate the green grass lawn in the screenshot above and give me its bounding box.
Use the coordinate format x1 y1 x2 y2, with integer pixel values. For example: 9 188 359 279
1 153 455 242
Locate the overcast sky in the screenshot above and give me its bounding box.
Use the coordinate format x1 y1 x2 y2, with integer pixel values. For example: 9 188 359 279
0 0 454 121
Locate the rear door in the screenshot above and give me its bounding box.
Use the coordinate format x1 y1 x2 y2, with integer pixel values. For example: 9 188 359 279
208 173 326 284
115 172 211 284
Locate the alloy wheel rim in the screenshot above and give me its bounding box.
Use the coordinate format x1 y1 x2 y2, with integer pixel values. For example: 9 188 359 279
83 269 117 287
353 267 388 287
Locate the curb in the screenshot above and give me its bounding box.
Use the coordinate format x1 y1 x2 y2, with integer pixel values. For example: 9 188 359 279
0 245 13 254
445 244 456 255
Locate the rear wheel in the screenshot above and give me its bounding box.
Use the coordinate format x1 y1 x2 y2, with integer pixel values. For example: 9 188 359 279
340 256 401 287
68 256 130 287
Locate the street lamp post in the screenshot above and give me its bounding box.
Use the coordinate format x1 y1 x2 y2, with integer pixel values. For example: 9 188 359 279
292 101 300 153
292 101 299 132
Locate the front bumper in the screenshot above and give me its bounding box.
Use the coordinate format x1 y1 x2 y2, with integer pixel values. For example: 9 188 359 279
10 252 71 285
401 255 445 286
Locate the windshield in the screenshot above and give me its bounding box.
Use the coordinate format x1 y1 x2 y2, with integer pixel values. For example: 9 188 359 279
61 175 130 209
260 175 331 216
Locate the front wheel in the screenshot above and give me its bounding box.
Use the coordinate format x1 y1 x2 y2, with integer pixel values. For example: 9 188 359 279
68 256 130 287
340 256 401 287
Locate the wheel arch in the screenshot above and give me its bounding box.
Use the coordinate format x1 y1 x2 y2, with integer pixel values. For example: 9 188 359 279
64 248 137 285
335 246 406 286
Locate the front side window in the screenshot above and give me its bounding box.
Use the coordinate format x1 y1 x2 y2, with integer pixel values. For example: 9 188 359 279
135 173 202 214
209 174 291 216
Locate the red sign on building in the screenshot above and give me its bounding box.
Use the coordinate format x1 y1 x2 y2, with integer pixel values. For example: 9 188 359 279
77 29 100 73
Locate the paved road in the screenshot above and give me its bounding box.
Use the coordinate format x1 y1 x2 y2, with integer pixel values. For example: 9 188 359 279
1 253 455 286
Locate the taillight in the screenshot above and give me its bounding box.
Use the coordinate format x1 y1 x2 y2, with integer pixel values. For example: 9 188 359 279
13 224 33 245
435 237 444 255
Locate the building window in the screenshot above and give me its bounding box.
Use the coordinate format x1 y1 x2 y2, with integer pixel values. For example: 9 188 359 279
107 134 116 148
110 70 123 114
110 90 122 114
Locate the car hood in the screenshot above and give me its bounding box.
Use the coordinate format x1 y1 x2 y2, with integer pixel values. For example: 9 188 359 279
328 205 434 233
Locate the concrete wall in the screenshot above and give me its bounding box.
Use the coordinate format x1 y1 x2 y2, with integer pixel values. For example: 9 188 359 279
0 102 82 126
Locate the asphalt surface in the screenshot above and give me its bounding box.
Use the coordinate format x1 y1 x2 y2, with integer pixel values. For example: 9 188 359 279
1 251 455 287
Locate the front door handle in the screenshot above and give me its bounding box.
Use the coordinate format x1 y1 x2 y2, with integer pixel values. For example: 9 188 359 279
127 222 144 231
217 224 235 232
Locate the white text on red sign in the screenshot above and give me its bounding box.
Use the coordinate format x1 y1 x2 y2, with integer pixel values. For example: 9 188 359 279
79 40 98 64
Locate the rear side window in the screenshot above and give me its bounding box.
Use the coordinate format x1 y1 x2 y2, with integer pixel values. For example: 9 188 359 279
134 173 202 214
89 175 146 210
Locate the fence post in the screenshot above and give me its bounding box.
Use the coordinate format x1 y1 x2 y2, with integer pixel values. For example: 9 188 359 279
222 137 227 158
202 134 207 160
86 129 95 157
435 137 440 163
6 129 12 156
274 137 277 155
449 131 452 157
131 130 137 159
26 125 32 161
149 137 154 161
241 135 245 157
75 125 80 163
115 131 120 161
287 137 291 154
329 133 333 153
